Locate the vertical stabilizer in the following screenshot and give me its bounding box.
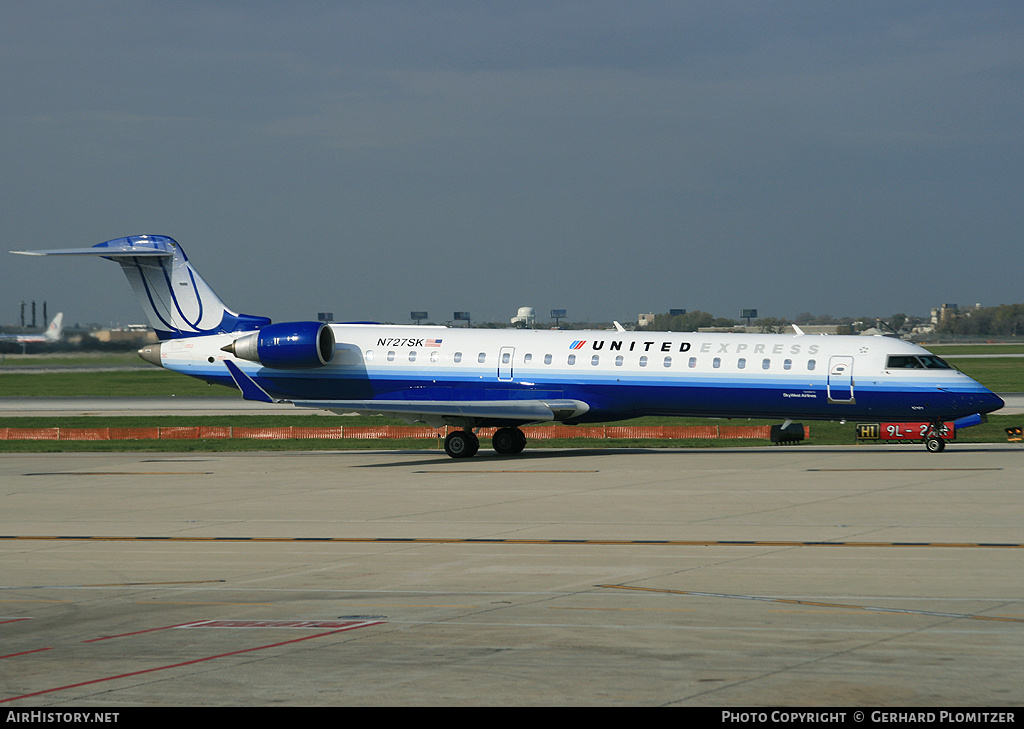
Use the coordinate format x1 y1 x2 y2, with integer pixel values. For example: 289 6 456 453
44 313 64 341
11 235 271 340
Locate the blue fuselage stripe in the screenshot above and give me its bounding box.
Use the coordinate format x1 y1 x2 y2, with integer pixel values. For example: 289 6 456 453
187 364 999 423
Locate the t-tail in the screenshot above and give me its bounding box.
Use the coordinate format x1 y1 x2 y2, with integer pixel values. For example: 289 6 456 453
12 235 270 340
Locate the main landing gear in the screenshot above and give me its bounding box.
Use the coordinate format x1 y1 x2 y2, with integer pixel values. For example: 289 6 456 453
491 426 527 455
443 430 479 458
443 427 527 458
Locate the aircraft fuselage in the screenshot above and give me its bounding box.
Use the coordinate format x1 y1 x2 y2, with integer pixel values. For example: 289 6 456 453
145 325 1003 426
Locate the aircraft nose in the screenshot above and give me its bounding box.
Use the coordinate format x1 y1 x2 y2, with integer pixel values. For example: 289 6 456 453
137 342 163 367
978 390 1005 414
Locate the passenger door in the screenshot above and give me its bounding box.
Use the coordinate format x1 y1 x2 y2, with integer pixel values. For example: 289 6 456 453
827 355 855 404
498 346 515 381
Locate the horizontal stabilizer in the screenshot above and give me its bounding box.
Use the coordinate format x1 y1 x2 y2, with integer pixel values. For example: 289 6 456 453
11 246 171 257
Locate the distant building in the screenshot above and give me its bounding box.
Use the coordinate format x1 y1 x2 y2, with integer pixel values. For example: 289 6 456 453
932 303 959 328
92 327 158 344
511 307 536 327
637 313 655 328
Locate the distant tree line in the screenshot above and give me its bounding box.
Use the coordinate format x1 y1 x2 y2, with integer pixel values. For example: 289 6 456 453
645 311 739 331
645 311 847 333
937 304 1024 337
644 305 1024 337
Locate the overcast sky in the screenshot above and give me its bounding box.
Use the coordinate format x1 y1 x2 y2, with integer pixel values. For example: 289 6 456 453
2 1 1022 329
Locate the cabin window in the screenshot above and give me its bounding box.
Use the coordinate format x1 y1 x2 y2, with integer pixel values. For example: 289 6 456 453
591 355 600 366
478 352 486 363
544 354 552 365
713 357 721 369
784 359 792 370
365 350 374 361
387 351 396 362
808 359 816 371
429 351 439 363
738 358 746 369
453 352 463 363
501 352 511 364
568 354 576 365
615 355 624 367
688 357 697 368
639 356 648 367
762 358 770 370
524 353 533 364
408 351 417 362
663 356 672 368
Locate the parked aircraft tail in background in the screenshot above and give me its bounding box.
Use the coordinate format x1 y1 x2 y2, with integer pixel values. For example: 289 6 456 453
0 312 63 344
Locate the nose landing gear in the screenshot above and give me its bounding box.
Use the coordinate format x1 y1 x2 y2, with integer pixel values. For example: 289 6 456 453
924 423 946 453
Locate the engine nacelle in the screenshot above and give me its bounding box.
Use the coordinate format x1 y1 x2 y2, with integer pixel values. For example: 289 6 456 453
223 322 335 369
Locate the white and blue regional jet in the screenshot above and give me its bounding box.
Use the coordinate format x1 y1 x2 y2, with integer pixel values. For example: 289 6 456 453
12 235 1004 457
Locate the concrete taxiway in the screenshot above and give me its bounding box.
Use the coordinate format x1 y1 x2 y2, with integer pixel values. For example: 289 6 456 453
1 444 1022 706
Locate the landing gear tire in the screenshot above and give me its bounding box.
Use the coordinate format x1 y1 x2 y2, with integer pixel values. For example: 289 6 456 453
492 427 527 455
444 430 480 458
925 436 946 453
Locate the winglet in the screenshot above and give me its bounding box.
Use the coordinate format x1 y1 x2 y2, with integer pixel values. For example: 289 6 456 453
223 360 276 403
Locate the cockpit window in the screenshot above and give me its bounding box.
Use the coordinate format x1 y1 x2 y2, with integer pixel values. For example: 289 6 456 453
887 354 953 370
887 355 921 368
919 355 953 369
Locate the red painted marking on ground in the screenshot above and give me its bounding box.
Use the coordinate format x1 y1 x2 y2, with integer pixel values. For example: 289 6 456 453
1 647 53 660
183 619 372 629
82 621 210 643
0 621 382 703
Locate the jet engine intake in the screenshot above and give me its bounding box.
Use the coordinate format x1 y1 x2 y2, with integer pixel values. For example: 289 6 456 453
222 322 335 368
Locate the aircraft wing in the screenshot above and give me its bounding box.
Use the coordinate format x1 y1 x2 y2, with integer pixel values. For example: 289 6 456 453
291 398 589 424
222 360 588 425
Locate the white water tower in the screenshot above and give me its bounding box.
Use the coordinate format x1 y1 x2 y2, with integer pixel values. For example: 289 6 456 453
511 306 536 327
